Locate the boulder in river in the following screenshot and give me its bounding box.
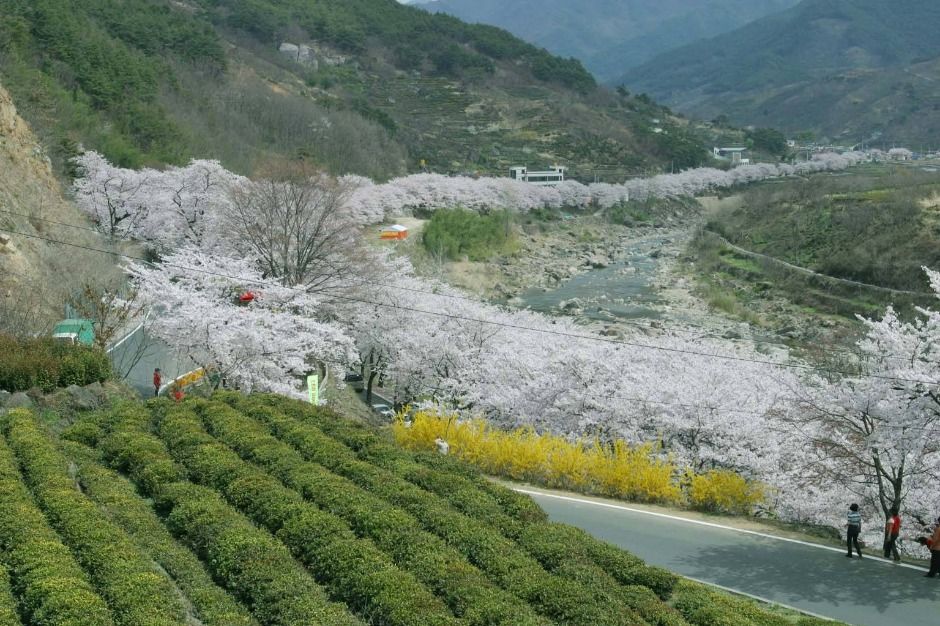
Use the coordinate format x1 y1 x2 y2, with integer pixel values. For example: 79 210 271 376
560 298 584 313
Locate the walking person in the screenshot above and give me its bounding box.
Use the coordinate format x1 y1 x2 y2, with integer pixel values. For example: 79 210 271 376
153 368 162 397
883 507 902 562
925 517 940 578
846 503 863 558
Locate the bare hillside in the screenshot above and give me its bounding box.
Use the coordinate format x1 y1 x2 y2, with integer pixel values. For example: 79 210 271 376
0 81 118 334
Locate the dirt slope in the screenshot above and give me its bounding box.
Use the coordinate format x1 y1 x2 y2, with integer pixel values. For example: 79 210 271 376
0 81 117 333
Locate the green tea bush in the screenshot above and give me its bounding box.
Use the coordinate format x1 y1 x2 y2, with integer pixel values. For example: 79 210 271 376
265 396 678 599
198 399 548 626
3 410 186 626
0 421 113 625
0 563 18 626
0 334 111 393
154 405 457 626
94 409 363 626
160 483 363 626
671 580 791 626
619 585 689 626
62 441 257 626
228 397 643 626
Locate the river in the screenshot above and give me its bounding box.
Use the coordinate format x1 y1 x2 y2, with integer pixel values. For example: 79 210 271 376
515 234 677 323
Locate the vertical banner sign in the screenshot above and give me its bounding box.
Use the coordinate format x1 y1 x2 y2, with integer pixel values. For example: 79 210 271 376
307 374 319 405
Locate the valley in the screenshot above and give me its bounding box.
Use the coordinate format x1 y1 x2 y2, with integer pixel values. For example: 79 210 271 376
4 2 940 624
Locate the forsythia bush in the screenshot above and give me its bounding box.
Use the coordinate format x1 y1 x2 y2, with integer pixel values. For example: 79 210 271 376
395 412 765 513
687 469 766 516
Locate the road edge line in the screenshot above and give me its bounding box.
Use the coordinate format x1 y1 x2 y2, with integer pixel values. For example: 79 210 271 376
106 310 150 354
681 575 836 622
514 487 929 573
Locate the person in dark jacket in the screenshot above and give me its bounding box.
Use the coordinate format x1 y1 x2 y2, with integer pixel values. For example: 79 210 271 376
846 503 863 558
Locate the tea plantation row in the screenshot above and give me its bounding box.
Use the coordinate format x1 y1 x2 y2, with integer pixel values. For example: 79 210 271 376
0 394 840 625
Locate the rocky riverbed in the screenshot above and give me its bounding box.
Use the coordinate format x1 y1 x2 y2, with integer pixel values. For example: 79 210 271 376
435 207 754 341
412 193 857 370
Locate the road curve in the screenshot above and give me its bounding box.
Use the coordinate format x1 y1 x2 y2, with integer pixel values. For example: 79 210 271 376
521 487 940 626
108 329 195 397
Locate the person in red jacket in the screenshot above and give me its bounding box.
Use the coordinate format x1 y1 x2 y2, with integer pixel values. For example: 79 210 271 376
153 368 162 397
925 517 940 578
883 507 902 562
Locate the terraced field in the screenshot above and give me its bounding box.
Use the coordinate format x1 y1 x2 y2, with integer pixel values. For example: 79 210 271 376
0 394 837 625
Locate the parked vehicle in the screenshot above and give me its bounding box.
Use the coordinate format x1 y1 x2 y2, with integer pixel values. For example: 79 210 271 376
344 371 365 391
371 403 395 419
51 319 95 346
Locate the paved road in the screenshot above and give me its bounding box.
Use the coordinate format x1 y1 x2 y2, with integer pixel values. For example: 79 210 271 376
108 329 195 397
522 488 940 626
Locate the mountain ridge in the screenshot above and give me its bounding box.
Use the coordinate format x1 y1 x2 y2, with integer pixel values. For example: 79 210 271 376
423 0 800 81
621 0 940 144
0 0 710 182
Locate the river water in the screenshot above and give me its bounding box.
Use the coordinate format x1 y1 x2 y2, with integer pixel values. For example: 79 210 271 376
516 236 672 322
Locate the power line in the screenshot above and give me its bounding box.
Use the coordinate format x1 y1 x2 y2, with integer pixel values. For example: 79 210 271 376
3 225 937 388
0 206 893 365
0 206 104 235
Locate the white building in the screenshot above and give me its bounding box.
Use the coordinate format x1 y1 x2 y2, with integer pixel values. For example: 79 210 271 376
712 147 750 165
509 165 567 186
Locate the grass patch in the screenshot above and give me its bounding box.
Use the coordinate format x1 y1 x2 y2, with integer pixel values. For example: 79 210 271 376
422 208 519 262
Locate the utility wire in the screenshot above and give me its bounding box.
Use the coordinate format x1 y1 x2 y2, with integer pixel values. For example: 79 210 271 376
0 206 896 365
3 225 937 387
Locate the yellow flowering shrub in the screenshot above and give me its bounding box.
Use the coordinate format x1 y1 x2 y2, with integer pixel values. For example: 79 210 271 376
395 412 765 513
395 412 686 505
585 440 681 503
687 469 766 515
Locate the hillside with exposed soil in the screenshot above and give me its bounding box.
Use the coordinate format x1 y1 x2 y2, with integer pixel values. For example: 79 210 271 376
0 81 118 334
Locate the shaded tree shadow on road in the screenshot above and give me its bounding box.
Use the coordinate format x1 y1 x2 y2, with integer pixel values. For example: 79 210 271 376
685 541 940 615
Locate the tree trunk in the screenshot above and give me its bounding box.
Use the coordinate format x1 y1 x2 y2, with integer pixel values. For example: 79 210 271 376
366 370 378 405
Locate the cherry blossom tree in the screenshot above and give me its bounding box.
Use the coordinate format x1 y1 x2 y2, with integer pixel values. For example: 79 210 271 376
888 147 914 161
147 160 243 252
789 269 940 522
223 165 359 292
344 255 802 484
75 150 869 238
72 152 244 250
126 247 356 397
72 151 151 243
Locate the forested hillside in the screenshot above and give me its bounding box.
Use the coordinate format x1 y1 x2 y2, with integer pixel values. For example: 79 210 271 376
424 0 799 82
622 0 940 145
0 0 706 181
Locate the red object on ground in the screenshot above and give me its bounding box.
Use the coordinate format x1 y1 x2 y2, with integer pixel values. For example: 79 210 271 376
172 388 184 402
239 291 256 303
